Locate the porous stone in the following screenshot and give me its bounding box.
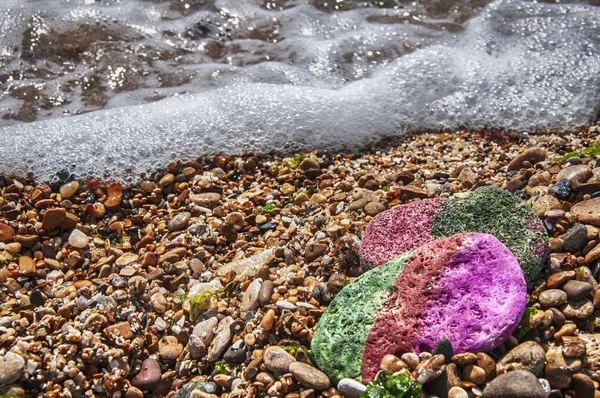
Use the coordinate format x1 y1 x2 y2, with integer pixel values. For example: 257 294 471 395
579 334 600 370
313 233 526 383
481 370 547 398
360 186 547 280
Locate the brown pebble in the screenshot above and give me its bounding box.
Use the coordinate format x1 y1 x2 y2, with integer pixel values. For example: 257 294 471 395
18 256 36 276
476 352 496 381
507 147 546 171
561 299 595 318
572 373 595 398
125 386 144 398
261 309 275 331
105 182 123 209
159 335 183 360
263 346 295 373
105 321 134 340
289 361 331 391
380 354 407 373
364 202 385 216
14 234 39 248
547 270 576 289
554 323 577 340
41 208 66 231
462 364 486 385
0 223 15 243
451 352 478 366
400 352 419 370
561 336 586 358
259 280 274 306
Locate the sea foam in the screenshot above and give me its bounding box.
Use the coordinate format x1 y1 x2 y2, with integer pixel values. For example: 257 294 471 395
0 0 599 183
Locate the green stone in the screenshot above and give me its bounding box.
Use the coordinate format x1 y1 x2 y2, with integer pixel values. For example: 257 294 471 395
432 186 547 281
311 251 413 383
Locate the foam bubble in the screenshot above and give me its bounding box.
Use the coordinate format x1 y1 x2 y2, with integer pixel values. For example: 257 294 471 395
0 0 599 183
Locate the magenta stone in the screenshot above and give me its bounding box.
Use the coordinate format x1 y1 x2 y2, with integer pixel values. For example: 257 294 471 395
361 233 526 382
359 197 444 268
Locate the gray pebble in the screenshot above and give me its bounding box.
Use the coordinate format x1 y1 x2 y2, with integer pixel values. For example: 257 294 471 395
338 378 366 398
563 280 593 301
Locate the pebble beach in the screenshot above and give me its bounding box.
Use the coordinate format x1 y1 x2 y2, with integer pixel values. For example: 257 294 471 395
3 124 600 398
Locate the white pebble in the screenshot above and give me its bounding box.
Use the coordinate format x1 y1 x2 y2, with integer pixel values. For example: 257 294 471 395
276 300 297 311
68 229 89 249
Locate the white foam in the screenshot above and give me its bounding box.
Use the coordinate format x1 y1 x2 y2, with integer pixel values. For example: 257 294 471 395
0 0 599 183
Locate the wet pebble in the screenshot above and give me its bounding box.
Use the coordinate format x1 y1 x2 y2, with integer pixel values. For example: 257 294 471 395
572 373 595 398
538 289 568 307
548 179 572 199
168 212 191 232
562 223 588 253
496 341 545 376
59 181 79 198
560 299 595 318
448 386 469 398
562 280 593 301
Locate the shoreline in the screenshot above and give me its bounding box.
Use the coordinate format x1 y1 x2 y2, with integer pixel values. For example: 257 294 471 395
2 126 600 397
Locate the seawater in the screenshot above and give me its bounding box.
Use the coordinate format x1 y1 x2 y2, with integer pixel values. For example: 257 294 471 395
0 0 599 183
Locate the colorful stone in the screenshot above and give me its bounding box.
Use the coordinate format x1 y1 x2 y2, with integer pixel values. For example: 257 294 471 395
360 186 547 280
311 233 527 384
